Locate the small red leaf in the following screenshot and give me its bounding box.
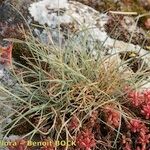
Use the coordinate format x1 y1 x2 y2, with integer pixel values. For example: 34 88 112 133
0 43 13 66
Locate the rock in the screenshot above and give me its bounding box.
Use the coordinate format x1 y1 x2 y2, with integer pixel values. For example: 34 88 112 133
29 1 150 61
104 14 150 49
27 0 150 78
119 51 149 73
70 0 120 12
0 1 26 40
28 0 105 45
0 0 35 64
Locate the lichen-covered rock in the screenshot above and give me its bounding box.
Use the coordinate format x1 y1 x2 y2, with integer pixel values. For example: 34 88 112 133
28 0 150 69
28 0 109 46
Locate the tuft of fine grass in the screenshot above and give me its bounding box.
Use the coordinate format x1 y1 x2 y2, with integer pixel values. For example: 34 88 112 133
0 32 149 149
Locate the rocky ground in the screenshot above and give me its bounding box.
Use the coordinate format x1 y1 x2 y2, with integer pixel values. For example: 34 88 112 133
0 0 150 149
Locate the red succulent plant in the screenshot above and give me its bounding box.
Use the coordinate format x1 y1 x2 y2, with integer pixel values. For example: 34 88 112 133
8 139 27 150
141 103 150 119
122 135 132 150
76 129 96 150
69 115 79 130
127 91 144 107
128 119 143 133
137 130 150 150
104 105 120 128
143 90 150 104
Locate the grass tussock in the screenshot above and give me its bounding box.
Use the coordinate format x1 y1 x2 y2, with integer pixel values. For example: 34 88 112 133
0 33 149 150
